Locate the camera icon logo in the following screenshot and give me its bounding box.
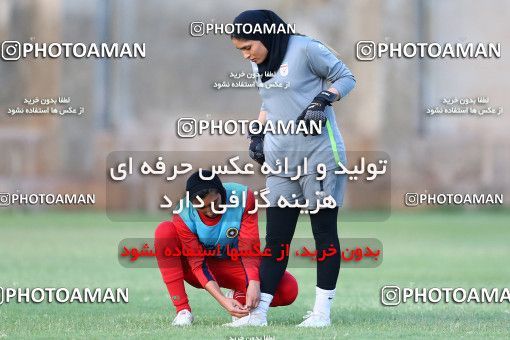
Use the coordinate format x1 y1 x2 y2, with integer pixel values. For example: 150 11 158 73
177 118 197 138
404 193 419 207
381 285 401 306
2 41 21 61
0 193 11 206
190 22 205 37
356 40 376 61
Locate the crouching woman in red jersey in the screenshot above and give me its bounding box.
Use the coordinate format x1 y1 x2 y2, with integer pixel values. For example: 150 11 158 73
154 170 298 326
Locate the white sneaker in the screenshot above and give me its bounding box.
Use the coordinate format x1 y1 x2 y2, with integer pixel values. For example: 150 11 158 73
172 309 194 326
296 311 331 327
223 312 267 327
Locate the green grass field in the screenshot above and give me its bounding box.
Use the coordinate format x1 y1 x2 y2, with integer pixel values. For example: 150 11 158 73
1 210 509 339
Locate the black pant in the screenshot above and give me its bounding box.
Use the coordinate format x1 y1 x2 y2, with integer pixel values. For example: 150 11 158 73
260 206 341 294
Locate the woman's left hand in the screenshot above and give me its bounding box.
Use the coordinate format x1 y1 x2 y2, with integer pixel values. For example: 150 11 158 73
245 280 261 310
296 90 338 136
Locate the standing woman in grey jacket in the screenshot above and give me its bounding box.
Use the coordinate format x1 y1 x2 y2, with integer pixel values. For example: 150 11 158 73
227 9 355 327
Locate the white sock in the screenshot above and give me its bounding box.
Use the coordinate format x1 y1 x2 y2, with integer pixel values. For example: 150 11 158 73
251 293 273 317
313 286 336 317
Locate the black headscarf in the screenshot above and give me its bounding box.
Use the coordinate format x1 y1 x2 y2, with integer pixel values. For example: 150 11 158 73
185 170 227 205
232 10 292 82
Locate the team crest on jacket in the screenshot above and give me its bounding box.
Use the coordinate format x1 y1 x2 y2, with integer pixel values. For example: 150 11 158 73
279 63 288 77
226 227 239 238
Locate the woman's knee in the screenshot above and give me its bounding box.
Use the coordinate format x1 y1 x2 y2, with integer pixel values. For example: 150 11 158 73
155 220 177 238
154 221 180 250
273 271 298 306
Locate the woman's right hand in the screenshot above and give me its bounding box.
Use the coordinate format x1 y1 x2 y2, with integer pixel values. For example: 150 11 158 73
221 297 250 318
